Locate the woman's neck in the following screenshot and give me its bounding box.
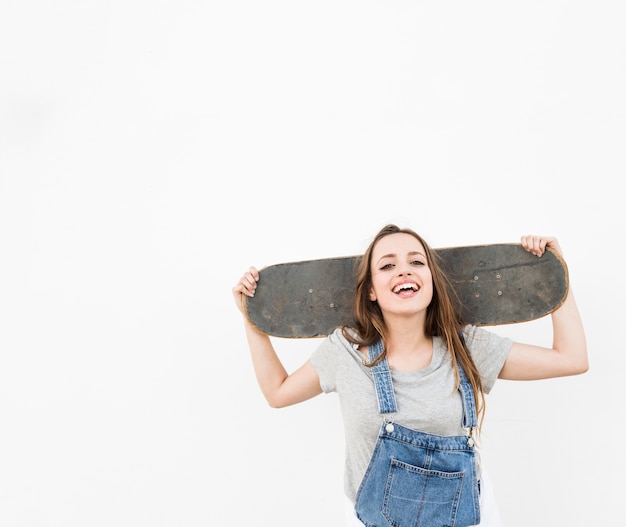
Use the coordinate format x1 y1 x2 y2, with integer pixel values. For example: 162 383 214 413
384 324 433 371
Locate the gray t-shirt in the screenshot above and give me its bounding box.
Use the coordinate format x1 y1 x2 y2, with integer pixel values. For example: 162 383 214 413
310 324 512 503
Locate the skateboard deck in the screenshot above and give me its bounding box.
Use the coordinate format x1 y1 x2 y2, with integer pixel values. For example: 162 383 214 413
244 244 569 338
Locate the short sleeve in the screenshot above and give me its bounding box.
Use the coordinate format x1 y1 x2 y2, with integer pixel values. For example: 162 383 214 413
310 329 344 393
462 325 513 393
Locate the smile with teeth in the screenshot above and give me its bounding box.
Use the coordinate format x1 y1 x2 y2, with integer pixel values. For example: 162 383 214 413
393 282 419 294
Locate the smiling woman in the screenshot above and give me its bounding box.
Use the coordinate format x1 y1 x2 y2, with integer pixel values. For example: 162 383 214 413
232 223 588 527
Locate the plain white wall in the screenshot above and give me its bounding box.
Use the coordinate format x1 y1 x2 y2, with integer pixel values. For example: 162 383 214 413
1 1 624 526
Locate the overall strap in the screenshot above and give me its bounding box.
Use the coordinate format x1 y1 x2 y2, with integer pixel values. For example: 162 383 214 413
457 362 478 430
368 339 398 414
457 332 478 431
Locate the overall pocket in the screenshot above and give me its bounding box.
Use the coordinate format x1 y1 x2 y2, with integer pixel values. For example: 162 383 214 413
382 457 468 527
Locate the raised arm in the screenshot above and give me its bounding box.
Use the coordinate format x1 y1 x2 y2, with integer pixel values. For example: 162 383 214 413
498 236 588 381
232 266 323 407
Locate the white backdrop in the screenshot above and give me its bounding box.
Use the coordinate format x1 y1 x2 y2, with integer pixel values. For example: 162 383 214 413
1 1 624 526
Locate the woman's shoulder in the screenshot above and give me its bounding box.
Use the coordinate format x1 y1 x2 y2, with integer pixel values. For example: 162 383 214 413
327 326 358 349
461 324 495 341
461 324 513 355
311 327 364 372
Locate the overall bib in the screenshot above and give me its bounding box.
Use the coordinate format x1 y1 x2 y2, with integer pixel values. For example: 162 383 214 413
354 340 481 527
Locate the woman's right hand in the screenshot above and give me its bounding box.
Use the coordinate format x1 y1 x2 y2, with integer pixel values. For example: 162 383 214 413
232 266 260 314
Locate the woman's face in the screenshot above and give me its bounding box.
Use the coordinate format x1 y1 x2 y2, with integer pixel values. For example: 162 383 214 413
369 232 434 317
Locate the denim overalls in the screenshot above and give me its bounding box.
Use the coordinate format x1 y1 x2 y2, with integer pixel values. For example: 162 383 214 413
354 339 481 527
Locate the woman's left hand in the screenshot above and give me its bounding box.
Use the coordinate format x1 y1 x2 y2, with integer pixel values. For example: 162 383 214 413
521 235 562 257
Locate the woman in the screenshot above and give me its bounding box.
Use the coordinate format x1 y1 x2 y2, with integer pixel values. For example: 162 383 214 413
232 224 588 527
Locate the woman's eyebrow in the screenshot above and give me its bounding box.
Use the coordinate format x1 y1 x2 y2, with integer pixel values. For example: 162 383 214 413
376 250 424 264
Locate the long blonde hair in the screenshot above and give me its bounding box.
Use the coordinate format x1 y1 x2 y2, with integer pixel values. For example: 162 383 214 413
342 224 487 431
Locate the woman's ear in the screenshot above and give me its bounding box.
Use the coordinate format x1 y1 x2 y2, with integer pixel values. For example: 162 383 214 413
369 289 377 301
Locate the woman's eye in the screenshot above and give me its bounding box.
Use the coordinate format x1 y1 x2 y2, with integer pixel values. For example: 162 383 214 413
411 260 425 266
380 263 394 270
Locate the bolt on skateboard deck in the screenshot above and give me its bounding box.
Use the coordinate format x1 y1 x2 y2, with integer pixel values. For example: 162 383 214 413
243 243 569 338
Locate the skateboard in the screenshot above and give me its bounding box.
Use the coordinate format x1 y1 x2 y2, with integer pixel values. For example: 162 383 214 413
243 244 569 338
